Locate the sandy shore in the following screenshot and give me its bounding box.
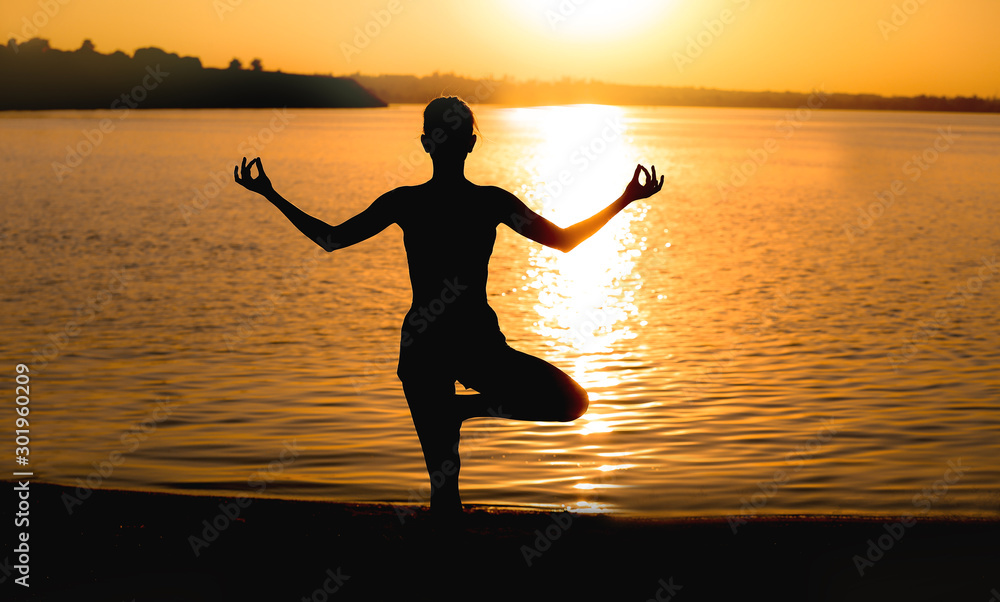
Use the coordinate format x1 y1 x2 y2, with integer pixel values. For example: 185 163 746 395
4 482 998 601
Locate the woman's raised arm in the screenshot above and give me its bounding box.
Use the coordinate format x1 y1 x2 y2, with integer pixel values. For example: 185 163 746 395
235 156 397 252
499 164 664 253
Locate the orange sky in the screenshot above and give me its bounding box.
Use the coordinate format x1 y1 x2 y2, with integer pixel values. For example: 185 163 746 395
3 0 998 97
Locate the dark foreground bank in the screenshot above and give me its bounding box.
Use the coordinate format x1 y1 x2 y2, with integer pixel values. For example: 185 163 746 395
3 482 997 601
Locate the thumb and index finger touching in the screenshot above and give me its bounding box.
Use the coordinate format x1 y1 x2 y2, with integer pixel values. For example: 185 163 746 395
234 156 266 185
633 163 665 190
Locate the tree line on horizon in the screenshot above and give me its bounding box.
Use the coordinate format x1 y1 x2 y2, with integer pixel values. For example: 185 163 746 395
0 39 384 110
2 39 996 113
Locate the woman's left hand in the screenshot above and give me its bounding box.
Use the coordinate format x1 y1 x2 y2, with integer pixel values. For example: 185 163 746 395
623 164 664 203
235 156 275 197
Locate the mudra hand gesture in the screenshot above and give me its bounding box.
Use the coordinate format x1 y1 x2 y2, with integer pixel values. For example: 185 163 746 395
623 164 664 203
235 156 275 197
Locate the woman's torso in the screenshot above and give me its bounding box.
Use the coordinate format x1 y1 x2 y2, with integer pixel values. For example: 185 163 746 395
394 180 506 351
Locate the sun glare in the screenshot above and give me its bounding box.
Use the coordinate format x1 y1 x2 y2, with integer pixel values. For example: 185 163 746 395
508 0 677 40
508 104 644 359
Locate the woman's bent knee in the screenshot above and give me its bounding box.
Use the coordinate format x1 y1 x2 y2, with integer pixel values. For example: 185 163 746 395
560 385 589 422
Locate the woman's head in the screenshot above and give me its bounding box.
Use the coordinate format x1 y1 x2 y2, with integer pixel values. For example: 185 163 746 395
421 96 478 159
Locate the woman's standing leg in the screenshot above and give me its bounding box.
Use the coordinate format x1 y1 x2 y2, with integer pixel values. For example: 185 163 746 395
398 344 588 515
399 375 464 516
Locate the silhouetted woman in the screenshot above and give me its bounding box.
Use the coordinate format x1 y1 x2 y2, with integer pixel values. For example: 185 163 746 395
235 97 663 516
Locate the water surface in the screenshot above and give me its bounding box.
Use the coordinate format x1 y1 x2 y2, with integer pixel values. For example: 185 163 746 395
1 104 998 517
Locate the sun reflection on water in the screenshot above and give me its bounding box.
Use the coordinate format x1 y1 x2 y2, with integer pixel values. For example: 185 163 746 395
510 104 647 366
500 104 654 512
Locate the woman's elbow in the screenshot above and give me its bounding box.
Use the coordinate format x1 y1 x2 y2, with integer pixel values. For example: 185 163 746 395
313 232 341 252
556 235 579 253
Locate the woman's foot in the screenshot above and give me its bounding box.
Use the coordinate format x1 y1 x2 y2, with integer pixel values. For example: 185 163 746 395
429 489 464 529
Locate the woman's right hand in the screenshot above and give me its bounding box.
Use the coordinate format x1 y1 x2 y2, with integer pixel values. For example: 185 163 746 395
234 156 275 198
622 164 664 203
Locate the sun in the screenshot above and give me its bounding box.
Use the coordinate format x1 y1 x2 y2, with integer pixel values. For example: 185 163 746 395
509 0 677 40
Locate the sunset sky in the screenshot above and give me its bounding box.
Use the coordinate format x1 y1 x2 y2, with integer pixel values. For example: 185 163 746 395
3 0 998 97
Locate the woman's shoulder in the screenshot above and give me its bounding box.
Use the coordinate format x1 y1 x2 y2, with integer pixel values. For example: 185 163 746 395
385 181 517 224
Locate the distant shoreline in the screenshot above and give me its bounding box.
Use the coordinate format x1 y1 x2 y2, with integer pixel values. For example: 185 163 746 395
5 103 1000 117
353 72 1000 114
3 39 997 113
